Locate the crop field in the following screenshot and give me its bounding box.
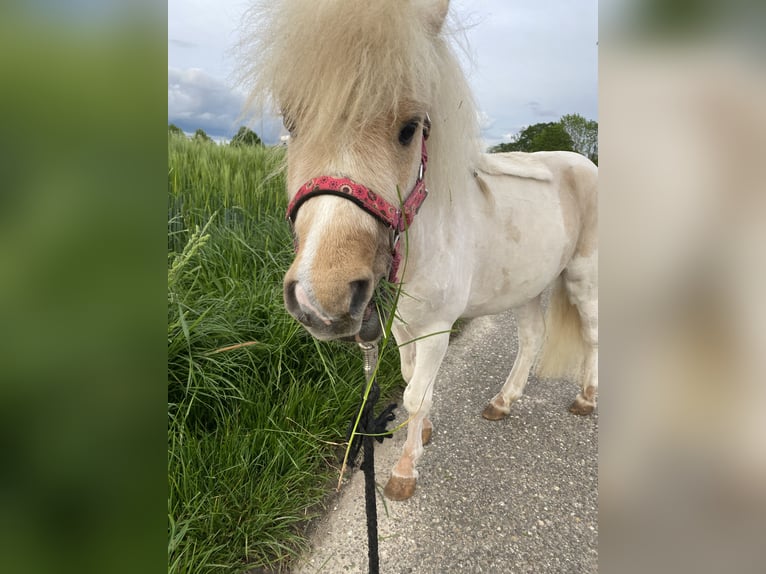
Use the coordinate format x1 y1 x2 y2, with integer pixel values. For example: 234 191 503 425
167 134 402 573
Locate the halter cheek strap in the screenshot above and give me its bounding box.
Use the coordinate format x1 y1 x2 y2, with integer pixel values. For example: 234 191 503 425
286 122 430 283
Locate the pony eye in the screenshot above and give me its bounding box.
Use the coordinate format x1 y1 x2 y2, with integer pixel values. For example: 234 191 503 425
398 120 419 146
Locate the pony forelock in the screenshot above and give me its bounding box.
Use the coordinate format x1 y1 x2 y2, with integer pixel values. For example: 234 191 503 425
239 0 481 192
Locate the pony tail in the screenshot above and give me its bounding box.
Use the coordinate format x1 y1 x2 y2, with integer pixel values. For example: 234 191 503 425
534 275 586 381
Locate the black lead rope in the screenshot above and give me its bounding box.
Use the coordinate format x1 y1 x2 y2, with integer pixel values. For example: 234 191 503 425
343 343 397 574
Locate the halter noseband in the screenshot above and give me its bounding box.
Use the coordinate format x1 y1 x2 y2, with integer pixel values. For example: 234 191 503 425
286 117 430 283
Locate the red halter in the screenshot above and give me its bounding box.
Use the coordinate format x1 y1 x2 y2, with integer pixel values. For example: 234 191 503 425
286 120 430 283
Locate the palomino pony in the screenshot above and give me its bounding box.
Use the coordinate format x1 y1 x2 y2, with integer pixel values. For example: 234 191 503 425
242 0 597 500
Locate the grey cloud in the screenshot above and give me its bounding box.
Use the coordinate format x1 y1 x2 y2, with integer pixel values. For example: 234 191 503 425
169 38 198 49
167 67 246 139
527 101 558 118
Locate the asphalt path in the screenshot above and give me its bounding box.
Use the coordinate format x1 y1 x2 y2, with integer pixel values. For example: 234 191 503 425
294 310 598 574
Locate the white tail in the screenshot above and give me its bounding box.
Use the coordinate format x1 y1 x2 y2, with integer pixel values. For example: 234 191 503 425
534 275 586 381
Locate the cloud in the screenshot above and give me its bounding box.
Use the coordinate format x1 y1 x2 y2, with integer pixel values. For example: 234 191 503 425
167 67 246 138
477 110 495 130
169 38 197 49
464 1 598 149
526 100 558 119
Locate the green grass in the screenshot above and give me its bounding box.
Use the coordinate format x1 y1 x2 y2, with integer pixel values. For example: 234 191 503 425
168 135 402 573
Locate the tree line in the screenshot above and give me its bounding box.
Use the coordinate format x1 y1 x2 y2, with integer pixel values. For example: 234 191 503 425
489 113 598 165
168 124 263 147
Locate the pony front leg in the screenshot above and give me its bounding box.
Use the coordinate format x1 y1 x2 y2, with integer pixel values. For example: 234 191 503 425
384 330 450 501
392 322 433 444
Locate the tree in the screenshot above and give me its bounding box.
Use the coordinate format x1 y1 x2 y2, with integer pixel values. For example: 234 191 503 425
168 123 185 137
529 122 574 152
560 114 598 164
193 128 212 144
489 122 574 154
231 126 262 147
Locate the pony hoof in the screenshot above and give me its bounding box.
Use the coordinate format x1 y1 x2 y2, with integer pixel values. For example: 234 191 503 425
569 399 595 416
384 476 417 501
482 403 509 421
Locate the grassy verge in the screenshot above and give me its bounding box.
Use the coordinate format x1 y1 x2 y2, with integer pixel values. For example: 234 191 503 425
168 135 402 573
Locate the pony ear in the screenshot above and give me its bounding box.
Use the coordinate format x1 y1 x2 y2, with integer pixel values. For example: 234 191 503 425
422 0 449 34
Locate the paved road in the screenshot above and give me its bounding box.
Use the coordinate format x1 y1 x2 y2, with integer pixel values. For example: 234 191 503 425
294 310 598 574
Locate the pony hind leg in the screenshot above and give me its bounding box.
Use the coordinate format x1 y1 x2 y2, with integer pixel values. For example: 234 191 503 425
568 300 597 415
482 296 545 420
563 254 598 415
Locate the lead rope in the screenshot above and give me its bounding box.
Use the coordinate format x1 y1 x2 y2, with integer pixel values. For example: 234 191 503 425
344 342 397 574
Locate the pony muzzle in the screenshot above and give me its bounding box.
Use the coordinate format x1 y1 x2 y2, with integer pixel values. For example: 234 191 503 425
283 276 381 341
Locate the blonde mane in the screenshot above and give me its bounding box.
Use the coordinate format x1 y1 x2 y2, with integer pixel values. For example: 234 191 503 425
239 0 481 200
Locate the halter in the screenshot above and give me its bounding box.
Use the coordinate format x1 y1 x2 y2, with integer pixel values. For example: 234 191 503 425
286 117 431 283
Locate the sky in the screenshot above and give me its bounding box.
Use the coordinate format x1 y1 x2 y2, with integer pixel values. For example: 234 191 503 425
168 0 598 148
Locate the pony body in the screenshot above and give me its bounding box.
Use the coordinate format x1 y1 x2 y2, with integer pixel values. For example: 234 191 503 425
242 0 598 500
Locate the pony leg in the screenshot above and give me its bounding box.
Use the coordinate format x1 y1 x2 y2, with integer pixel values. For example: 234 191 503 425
392 323 417 383
482 296 545 420
564 254 598 415
393 323 432 445
569 297 598 415
384 330 450 500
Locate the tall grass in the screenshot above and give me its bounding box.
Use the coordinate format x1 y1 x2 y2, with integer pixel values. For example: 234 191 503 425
168 135 402 573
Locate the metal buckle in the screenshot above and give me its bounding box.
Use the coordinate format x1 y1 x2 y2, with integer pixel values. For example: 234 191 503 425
390 230 400 251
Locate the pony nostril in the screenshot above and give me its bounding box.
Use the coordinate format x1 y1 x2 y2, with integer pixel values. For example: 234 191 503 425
349 279 372 316
284 280 300 315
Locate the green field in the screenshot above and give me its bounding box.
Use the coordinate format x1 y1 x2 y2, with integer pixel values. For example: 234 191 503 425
167 134 402 573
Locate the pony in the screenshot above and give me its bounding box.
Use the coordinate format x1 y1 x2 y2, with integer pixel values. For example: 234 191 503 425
241 0 598 501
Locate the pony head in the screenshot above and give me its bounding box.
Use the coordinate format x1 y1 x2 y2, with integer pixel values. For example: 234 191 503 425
242 0 475 340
